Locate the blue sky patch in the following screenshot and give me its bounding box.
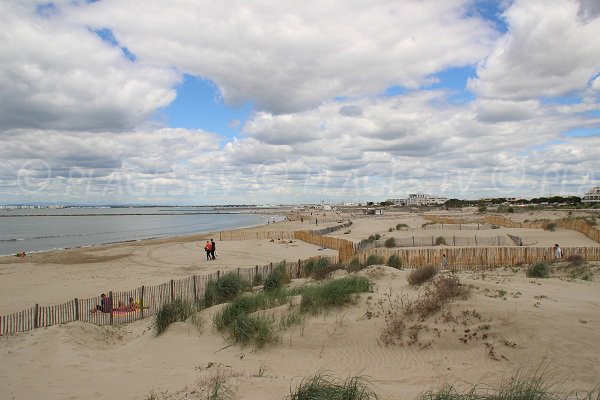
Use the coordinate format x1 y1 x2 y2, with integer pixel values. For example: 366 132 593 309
91 28 137 62
161 74 253 138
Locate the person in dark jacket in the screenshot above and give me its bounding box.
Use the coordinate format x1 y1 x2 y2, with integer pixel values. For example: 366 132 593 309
210 239 216 260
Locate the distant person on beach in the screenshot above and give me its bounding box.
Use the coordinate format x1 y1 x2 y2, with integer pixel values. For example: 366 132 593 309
93 293 112 313
554 244 562 260
210 238 216 260
441 254 449 269
204 240 212 261
15 251 26 257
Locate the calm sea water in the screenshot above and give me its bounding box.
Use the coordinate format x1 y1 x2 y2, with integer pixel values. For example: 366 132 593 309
0 207 282 256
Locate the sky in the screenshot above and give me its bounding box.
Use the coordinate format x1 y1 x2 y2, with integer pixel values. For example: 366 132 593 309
0 0 599 205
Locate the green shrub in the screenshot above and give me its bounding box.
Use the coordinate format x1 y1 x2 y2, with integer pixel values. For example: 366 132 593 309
348 257 362 272
388 227 394 232
396 223 408 230
154 299 200 336
365 254 385 266
387 254 402 269
435 236 446 246
407 266 438 286
478 205 487 213
252 272 263 287
204 272 251 307
384 237 396 248
544 222 557 231
288 373 377 400
374 234 381 240
264 263 290 291
527 262 550 278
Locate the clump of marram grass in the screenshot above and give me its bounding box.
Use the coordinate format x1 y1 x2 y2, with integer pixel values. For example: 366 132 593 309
348 257 363 272
264 263 291 291
287 373 378 400
154 298 202 336
544 222 557 231
213 289 288 348
387 254 402 269
252 272 263 287
204 272 251 307
396 223 409 230
407 266 438 286
527 262 550 278
365 254 385 267
417 369 600 400
298 276 374 315
435 236 446 246
405 275 471 319
384 237 396 248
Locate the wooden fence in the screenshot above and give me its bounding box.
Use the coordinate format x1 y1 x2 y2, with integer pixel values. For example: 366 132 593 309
358 235 512 251
421 223 495 230
424 215 600 243
0 255 339 336
219 230 295 241
294 231 356 262
356 246 600 271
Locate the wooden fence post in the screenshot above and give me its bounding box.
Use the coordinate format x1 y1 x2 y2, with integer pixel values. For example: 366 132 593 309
217 270 221 279
74 298 79 321
33 304 39 329
193 276 198 303
109 291 114 326
237 267 240 276
140 286 145 319
170 279 175 302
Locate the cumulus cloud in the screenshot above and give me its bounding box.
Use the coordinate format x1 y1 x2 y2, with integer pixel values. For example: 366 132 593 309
66 0 497 113
0 1 179 132
468 0 600 100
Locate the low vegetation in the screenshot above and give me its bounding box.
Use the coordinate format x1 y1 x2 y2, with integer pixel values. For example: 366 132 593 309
544 222 557 231
396 223 409 230
287 373 377 400
365 254 385 267
387 254 402 269
264 263 291 291
154 298 203 336
526 262 550 278
299 276 374 315
204 272 251 307
213 276 374 347
384 237 396 248
407 266 438 286
417 370 599 400
435 236 446 246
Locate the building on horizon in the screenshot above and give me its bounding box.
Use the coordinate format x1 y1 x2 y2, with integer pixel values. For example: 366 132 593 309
405 193 448 206
582 186 600 203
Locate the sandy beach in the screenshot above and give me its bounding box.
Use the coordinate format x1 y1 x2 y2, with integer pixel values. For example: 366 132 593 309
1 209 599 399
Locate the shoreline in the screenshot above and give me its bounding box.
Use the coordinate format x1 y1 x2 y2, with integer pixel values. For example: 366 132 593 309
0 212 288 258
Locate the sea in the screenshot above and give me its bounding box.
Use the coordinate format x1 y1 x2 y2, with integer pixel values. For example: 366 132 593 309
0 206 284 256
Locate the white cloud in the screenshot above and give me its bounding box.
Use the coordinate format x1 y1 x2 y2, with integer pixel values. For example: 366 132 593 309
67 0 497 113
0 1 179 132
468 0 600 100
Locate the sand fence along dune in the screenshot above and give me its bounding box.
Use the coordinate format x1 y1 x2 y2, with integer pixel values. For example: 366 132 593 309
0 255 339 336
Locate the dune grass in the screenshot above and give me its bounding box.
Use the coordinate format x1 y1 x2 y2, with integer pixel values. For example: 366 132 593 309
154 298 202 336
264 263 291 291
527 262 550 279
287 373 378 400
204 272 251 307
298 275 373 315
417 370 600 400
214 275 373 347
408 266 439 286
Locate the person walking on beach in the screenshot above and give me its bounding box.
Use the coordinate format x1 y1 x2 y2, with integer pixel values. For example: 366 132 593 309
204 240 212 261
210 238 216 260
441 254 449 269
554 243 562 260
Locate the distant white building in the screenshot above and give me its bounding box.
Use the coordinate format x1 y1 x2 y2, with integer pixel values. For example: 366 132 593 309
582 186 600 203
406 193 448 206
386 198 406 206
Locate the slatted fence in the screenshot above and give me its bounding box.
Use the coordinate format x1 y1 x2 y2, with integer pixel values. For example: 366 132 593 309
356 246 600 271
424 215 600 243
0 255 339 336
